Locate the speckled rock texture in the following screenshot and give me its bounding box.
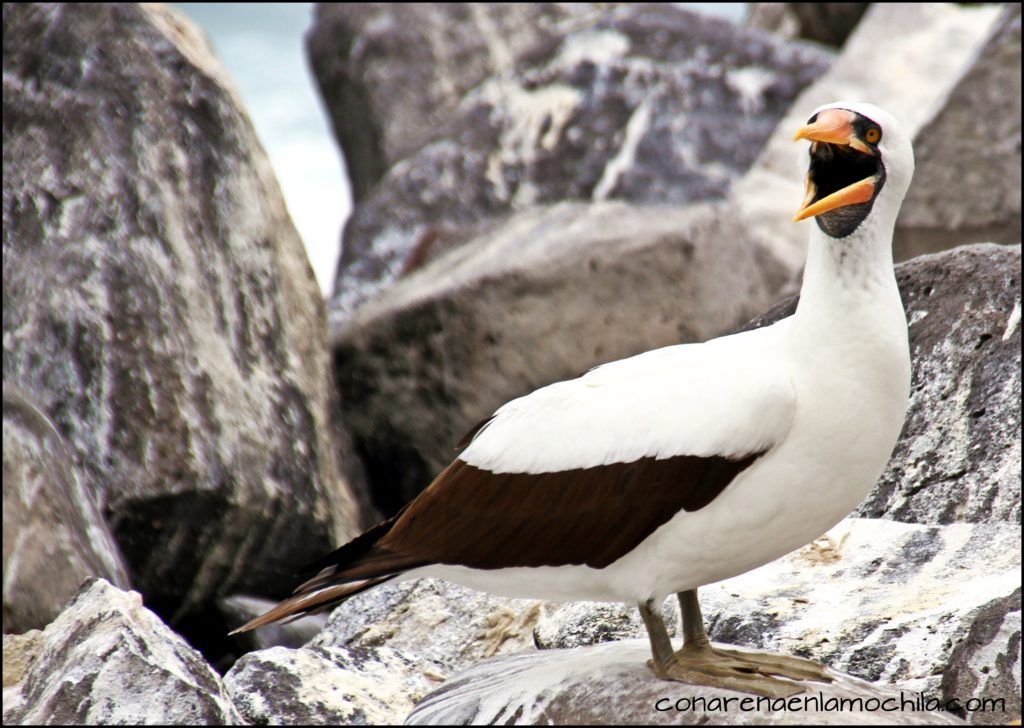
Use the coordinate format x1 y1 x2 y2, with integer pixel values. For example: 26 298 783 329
225 643 445 725
746 244 1021 525
1 579 243 725
941 588 1022 726
894 4 1022 261
306 3 609 202
734 2 1007 272
406 640 967 726
313 578 545 673
745 3 869 47
326 2 832 316
331 201 791 511
3 385 129 633
2 3 364 617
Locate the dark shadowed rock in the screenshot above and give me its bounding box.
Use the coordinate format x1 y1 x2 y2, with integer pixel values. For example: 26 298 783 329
306 3 608 202
328 3 832 315
894 5 1022 261
3 385 129 633
406 640 966 725
745 3 869 47
2 3 364 617
331 201 791 512
941 588 1021 726
1 579 242 725
746 245 1020 526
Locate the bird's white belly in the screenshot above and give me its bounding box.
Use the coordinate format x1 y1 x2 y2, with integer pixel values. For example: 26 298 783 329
417 353 908 605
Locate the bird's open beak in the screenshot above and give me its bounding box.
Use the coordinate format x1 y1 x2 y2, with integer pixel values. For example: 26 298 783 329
792 109 878 222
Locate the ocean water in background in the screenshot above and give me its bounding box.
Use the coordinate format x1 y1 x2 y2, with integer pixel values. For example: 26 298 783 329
175 3 747 296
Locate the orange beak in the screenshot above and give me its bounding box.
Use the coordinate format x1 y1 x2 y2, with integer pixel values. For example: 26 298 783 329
792 109 877 222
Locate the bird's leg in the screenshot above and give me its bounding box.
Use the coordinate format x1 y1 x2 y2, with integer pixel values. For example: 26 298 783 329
637 591 827 698
678 589 833 685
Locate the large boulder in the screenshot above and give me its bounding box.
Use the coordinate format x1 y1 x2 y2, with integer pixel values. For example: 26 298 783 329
1 579 242 725
327 3 832 316
406 640 965 725
331 201 791 511
734 2 1008 272
2 3 365 617
306 3 608 202
224 643 444 725
894 4 1022 261
3 385 129 633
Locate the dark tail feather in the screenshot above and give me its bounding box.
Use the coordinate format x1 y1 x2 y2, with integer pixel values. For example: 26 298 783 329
228 575 395 635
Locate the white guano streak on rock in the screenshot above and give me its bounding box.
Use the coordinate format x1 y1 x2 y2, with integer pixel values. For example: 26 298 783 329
592 96 653 201
480 80 583 203
1002 299 1021 341
554 28 631 68
725 66 776 115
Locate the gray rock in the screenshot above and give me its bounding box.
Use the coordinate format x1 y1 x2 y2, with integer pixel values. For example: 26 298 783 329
331 201 791 511
313 578 543 673
866 244 1021 524
406 639 966 725
2 3 365 616
941 588 1022 726
535 599 678 651
1 579 242 725
329 3 831 315
306 3 608 202
225 643 445 725
746 245 1021 526
518 517 1021 698
734 2 1007 273
745 3 869 47
3 385 129 633
219 594 328 651
894 5 1022 262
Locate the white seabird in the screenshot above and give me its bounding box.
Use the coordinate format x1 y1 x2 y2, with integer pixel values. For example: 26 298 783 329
235 101 914 698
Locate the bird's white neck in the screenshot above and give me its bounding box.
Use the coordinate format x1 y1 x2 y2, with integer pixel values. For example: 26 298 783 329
795 200 902 328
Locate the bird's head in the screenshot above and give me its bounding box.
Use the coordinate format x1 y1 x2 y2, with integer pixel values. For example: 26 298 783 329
792 101 914 239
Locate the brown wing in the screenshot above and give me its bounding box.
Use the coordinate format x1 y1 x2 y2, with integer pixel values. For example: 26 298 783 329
232 451 764 633
376 453 763 570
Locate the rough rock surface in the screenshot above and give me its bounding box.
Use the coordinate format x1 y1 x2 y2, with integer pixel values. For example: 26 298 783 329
3 385 129 633
734 2 1007 272
940 588 1022 726
313 578 544 673
329 3 831 315
306 3 609 202
225 643 444 726
746 244 1021 525
534 598 679 651
1 579 242 725
532 517 1021 700
406 640 966 725
745 3 869 47
2 3 364 616
895 4 1022 261
331 201 791 511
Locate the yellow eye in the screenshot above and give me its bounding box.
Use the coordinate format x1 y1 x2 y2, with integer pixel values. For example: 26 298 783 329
865 128 881 144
